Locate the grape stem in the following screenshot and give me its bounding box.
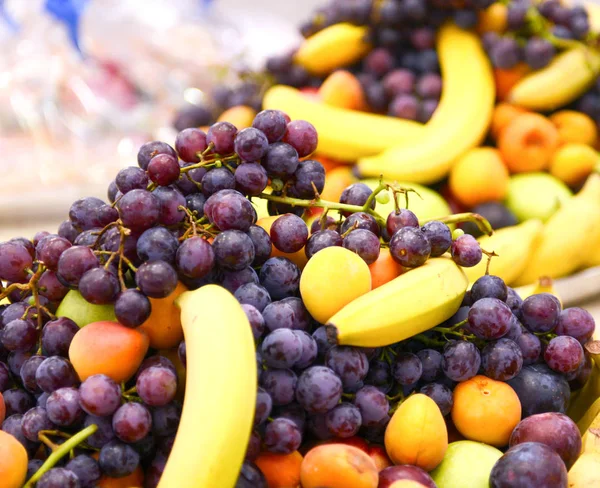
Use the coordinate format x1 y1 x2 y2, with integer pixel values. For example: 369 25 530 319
421 213 494 236
413 333 446 347
25 424 98 487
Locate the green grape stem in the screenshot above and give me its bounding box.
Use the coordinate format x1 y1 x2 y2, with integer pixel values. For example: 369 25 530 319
24 424 98 488
421 213 494 236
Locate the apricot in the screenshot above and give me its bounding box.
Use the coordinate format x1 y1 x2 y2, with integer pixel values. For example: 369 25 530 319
325 436 369 452
494 63 530 102
498 113 560 173
477 3 507 33
319 70 367 111
314 154 346 173
549 110 598 146
300 246 371 324
451 375 521 447
550 143 599 186
138 281 187 349
0 391 5 425
321 166 357 202
491 103 527 140
217 105 256 129
449 147 509 207
300 444 378 488
0 430 28 488
367 444 393 471
69 321 149 383
255 451 303 488
97 465 144 487
384 394 448 472
256 216 309 270
369 247 403 290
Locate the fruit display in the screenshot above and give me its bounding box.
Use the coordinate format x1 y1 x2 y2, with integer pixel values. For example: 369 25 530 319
170 0 600 289
0 105 598 487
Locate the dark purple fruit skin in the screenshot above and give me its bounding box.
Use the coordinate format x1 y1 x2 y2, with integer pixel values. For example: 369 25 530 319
509 412 581 468
378 465 437 488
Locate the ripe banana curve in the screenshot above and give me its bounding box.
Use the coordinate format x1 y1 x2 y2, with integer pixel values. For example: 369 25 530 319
159 285 256 488
568 389 600 487
262 85 425 161
326 257 468 347
356 23 495 184
509 47 600 111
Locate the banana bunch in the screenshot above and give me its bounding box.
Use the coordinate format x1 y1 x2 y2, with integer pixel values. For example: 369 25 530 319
509 47 600 111
326 258 468 347
463 219 543 286
514 174 600 286
262 85 425 161
356 24 495 184
568 404 600 486
294 23 372 76
159 285 256 488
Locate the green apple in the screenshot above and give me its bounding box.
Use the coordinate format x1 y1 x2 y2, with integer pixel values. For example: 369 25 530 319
56 290 117 328
430 440 503 488
505 173 572 223
362 179 451 223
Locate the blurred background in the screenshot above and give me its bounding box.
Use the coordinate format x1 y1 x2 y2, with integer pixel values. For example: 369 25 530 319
0 0 321 239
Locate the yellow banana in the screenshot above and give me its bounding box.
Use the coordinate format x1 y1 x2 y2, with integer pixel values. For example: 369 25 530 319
262 85 424 161
356 24 495 184
326 258 468 347
514 276 563 307
294 23 372 76
508 47 600 111
463 220 543 286
159 285 256 488
568 399 600 487
514 174 600 286
577 396 600 435
567 363 600 425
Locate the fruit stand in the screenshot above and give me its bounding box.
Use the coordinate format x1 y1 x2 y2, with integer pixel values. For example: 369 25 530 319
2 0 600 487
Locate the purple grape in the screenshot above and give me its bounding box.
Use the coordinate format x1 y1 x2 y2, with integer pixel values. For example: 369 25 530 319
135 260 177 299
282 120 318 158
471 275 508 302
261 329 304 369
3 388 35 416
79 268 120 305
234 128 269 162
185 193 206 217
555 307 595 344
259 257 300 300
392 352 423 386
236 461 267 488
341 212 380 236
252 110 287 143
69 198 118 231
468 297 513 339
8 237 35 259
27 459 44 481
262 300 297 332
339 184 375 212
136 227 178 264
254 387 273 426
38 270 69 302
418 99 438 123
544 336 584 374
99 440 140 478
36 467 80 488
420 383 453 416
136 366 177 407
491 37 521 69
0 361 10 391
212 230 255 271
235 163 268 196
364 359 392 393
506 287 523 315
175 128 208 163
451 234 482 267
206 121 237 154
325 403 362 438
35 356 78 393
521 293 561 333
21 355 46 393
84 414 115 448
112 402 152 443
265 417 302 454
382 69 415 97
363 80 388 112
570 13 589 39
66 454 101 488
260 368 298 406
175 236 215 279
221 268 259 294
22 406 54 442
291 160 325 199
136 356 176 380
343 229 380 265
296 366 342 414
262 142 299 179
8 351 32 378
36 236 72 271
389 94 419 120
506 3 528 29
234 283 272 312
137 141 176 170
79 374 121 416
489 442 567 488
305 230 343 259
325 346 369 391
442 341 481 382
364 48 395 77
152 402 181 437
41 318 79 357
46 387 84 426
2 414 37 453
178 342 186 368
152 184 187 226
118 189 161 232
209 190 255 232
353 385 390 427
2 319 37 352
482 338 524 381
420 221 451 257
116 166 149 194
516 333 542 365
0 242 33 283
147 154 180 187
524 38 555 69
389 226 431 268
247 225 271 266
292 330 318 369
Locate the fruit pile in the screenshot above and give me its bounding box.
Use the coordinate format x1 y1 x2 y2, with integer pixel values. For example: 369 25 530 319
0 107 599 488
171 0 600 290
